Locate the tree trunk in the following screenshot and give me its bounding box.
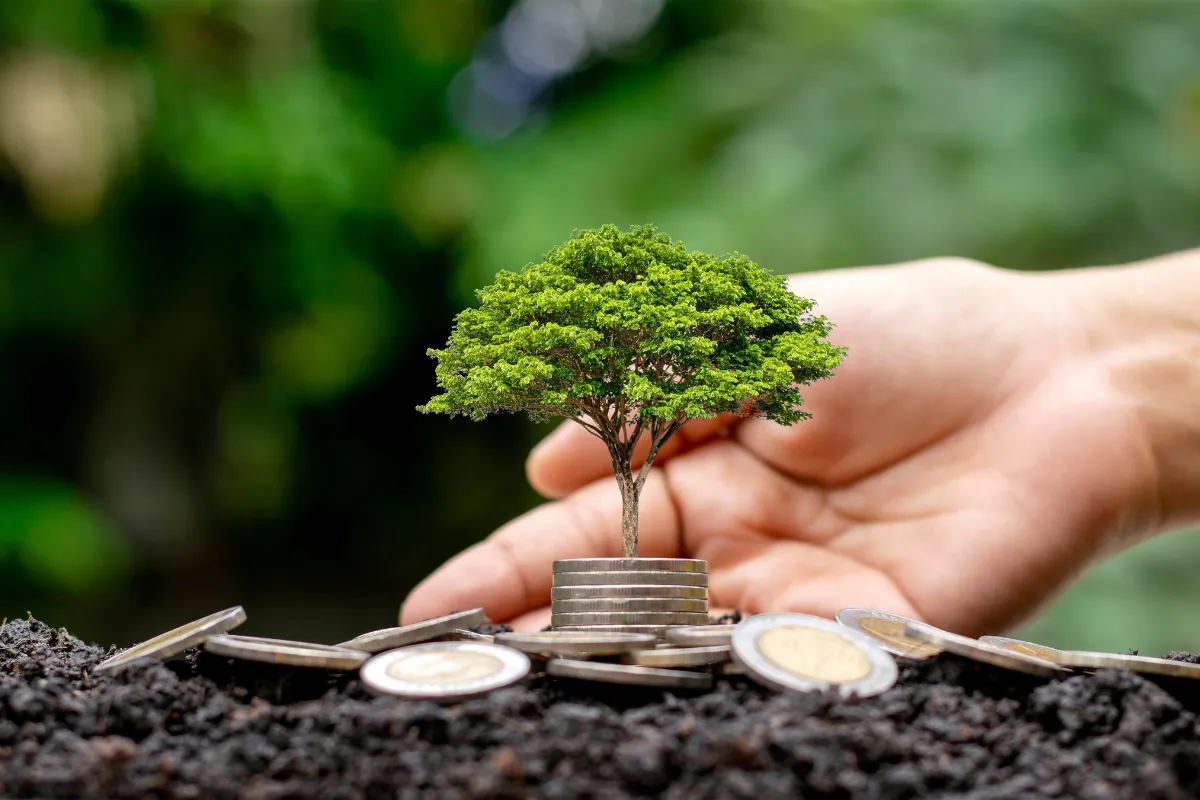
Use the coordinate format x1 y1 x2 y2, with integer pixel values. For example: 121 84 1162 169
616 470 639 558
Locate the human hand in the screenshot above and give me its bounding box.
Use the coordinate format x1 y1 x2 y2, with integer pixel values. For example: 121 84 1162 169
402 257 1163 635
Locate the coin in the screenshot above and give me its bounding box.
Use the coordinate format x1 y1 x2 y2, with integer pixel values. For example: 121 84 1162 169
901 621 1066 678
835 608 942 660
623 645 732 668
547 658 713 689
551 611 710 626
715 660 746 676
553 558 707 574
664 625 735 647
979 636 1062 663
360 642 531 702
494 631 658 656
551 598 708 613
552 585 708 601
93 607 247 673
732 612 899 697
553 571 708 587
342 609 490 653
204 635 369 670
1054 650 1200 679
554 625 675 635
432 629 496 644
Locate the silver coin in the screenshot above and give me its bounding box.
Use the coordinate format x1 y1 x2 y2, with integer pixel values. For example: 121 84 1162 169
341 609 490 653
664 625 735 646
547 658 713 689
551 598 709 614
551 611 710 626
623 645 732 668
553 558 707 574
732 612 899 697
1054 650 1200 679
835 608 943 660
552 585 708 601
554 624 675 635
553 571 708 587
979 636 1062 664
93 607 247 673
901 621 1066 678
494 631 658 656
431 629 496 644
360 642 531 702
715 660 747 676
204 635 368 670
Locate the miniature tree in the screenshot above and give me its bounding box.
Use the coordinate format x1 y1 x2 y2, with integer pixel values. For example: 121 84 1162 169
419 225 845 559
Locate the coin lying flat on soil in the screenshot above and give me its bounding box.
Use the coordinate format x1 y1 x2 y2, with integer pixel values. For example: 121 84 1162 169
93 607 248 673
341 609 490 653
552 571 709 587
1054 650 1200 679
553 558 707 574
495 631 658 656
979 636 1062 664
204 635 369 670
732 612 899 697
360 642 531 702
664 625 735 647
552 585 708 601
902 621 1066 678
622 645 732 668
551 598 708 614
547 658 713 689
836 608 943 660
551 611 710 627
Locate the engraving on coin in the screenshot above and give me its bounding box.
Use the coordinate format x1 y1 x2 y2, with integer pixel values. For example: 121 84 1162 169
93 607 247 673
836 608 943 660
901 622 1066 678
546 658 713 689
552 571 708 587
494 631 658 656
552 585 708 601
664 625 735 646
979 636 1062 663
551 598 708 614
361 642 531 702
1055 650 1200 679
623 645 732 668
343 609 490 653
553 558 707 574
551 611 710 626
732 613 898 697
204 635 369 670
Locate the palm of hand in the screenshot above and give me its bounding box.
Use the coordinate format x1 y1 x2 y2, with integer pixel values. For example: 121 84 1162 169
402 260 1150 635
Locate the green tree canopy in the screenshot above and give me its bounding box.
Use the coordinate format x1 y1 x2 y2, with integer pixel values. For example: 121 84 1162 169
421 225 845 557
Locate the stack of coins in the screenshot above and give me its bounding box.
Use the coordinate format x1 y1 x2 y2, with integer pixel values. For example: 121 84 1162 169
550 558 709 635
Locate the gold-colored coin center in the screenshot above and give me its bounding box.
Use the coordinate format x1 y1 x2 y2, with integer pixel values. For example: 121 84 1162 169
387 651 503 684
858 618 941 658
757 626 872 684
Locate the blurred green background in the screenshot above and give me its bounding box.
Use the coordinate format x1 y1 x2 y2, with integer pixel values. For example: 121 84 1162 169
1 0 1198 654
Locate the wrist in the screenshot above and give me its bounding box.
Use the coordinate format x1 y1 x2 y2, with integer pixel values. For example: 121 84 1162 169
1059 250 1200 536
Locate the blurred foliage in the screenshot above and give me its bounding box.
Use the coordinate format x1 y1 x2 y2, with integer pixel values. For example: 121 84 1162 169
0 0 1197 652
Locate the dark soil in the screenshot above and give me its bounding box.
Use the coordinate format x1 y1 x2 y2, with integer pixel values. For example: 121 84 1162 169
3 616 1200 799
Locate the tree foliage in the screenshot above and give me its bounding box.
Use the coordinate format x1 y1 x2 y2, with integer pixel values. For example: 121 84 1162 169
421 224 845 556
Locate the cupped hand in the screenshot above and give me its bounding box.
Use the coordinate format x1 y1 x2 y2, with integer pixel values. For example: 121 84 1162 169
402 258 1155 635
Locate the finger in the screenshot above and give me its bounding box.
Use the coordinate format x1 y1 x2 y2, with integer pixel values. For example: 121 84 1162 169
527 414 739 499
400 470 682 626
509 606 550 632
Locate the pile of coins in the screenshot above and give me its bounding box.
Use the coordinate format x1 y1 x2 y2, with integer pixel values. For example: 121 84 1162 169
550 558 709 634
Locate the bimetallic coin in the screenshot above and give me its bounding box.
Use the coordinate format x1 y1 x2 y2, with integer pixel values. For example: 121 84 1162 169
623 645 731 668
732 613 899 697
1055 650 1200 679
342 609 490 653
553 558 707 574
664 625 735 647
979 636 1062 664
552 585 708 601
204 635 368 670
552 598 708 613
93 607 247 673
360 642 530 703
554 625 674 636
547 658 712 689
551 612 710 627
836 608 942 660
901 622 1066 679
494 631 657 656
553 571 708 587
